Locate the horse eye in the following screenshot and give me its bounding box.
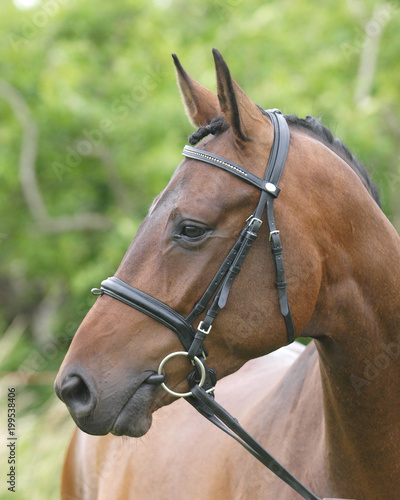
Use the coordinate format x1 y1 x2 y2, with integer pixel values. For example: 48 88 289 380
180 225 206 239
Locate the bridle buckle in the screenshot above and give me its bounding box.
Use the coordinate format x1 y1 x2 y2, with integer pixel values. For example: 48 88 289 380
246 216 263 227
197 321 212 335
269 230 280 241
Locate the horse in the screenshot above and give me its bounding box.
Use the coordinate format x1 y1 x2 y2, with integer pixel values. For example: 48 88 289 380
55 49 400 499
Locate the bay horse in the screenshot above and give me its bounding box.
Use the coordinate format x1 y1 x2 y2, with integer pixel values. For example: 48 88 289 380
55 49 400 499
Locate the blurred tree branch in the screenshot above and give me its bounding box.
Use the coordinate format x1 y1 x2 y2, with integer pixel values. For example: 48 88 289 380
86 143 133 213
383 107 400 142
31 284 65 346
0 79 113 233
0 314 27 367
353 3 392 108
346 0 368 24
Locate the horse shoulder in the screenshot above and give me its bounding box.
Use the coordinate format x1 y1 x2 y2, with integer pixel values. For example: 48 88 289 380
237 342 327 498
62 427 130 499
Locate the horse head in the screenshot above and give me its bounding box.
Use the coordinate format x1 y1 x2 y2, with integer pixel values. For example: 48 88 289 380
55 50 371 439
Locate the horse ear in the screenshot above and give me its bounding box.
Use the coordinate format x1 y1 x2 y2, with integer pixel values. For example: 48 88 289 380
212 48 267 142
172 54 220 128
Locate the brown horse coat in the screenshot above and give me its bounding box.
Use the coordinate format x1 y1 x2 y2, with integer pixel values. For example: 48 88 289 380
56 51 400 499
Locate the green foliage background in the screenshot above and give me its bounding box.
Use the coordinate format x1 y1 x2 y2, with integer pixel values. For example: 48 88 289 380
0 0 399 498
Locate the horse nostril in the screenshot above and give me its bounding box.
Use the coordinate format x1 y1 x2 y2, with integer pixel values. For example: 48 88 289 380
57 373 96 419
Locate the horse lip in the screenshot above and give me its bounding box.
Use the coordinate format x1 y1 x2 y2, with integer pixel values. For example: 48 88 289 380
110 375 158 437
112 370 159 418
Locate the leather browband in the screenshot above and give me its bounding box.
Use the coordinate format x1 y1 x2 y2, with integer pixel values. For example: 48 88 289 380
182 145 280 196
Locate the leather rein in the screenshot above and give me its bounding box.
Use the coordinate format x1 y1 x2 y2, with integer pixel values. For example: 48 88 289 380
91 110 322 500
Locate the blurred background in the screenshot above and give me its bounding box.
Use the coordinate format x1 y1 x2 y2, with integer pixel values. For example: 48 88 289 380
0 0 399 498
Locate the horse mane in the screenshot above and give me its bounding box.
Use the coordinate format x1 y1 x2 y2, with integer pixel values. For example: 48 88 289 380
188 112 381 208
284 114 381 207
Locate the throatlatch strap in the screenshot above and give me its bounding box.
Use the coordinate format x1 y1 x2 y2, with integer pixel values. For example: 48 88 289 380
262 110 295 343
266 197 296 343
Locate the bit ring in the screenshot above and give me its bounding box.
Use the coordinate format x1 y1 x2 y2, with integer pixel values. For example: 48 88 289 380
158 351 206 398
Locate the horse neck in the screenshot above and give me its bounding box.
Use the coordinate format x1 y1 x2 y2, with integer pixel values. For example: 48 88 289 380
304 174 400 494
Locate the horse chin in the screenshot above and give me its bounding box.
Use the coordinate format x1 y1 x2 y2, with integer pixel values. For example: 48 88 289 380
109 381 156 438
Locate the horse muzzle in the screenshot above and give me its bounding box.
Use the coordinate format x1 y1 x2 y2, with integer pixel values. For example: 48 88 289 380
54 368 160 437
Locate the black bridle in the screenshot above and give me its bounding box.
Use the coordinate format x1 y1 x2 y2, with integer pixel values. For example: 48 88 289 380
91 110 321 500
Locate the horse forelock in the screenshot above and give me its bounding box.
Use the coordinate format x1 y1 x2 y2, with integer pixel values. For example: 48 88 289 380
188 115 229 145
